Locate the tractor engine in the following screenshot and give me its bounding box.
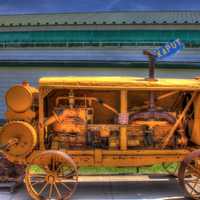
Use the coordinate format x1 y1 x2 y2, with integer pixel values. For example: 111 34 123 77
128 120 186 148
46 107 89 148
46 91 94 149
44 89 189 150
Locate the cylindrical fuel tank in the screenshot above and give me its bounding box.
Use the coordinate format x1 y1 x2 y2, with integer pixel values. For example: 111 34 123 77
0 121 37 162
5 81 38 113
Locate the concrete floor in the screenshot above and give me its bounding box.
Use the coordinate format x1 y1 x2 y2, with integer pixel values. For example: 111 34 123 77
0 175 186 200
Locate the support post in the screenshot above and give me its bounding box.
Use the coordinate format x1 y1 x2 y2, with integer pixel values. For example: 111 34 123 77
191 93 200 145
39 88 45 150
120 89 128 150
143 50 157 81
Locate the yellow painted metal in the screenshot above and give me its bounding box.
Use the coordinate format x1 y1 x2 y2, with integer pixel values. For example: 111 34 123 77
38 88 45 150
0 121 37 163
94 149 102 166
5 83 38 113
27 149 190 167
5 75 200 200
5 109 36 122
35 77 200 167
39 76 200 91
3 75 200 168
192 94 200 145
120 89 128 150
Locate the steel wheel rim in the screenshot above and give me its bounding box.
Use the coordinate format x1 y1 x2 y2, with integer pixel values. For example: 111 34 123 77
25 150 78 200
179 150 200 200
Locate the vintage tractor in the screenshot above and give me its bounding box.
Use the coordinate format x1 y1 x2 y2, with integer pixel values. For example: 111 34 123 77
1 58 200 199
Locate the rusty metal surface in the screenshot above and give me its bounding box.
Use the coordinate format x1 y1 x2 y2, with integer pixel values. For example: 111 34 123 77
1 63 200 200
25 150 78 200
178 149 200 200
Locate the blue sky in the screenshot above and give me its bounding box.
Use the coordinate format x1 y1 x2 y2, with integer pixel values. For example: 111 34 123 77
0 0 199 15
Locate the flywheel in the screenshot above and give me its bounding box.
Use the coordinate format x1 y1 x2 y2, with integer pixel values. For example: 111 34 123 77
0 121 37 164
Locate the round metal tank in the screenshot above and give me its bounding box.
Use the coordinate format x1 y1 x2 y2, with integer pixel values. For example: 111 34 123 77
5 82 38 113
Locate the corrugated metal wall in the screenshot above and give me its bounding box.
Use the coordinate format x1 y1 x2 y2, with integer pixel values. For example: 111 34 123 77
0 30 200 44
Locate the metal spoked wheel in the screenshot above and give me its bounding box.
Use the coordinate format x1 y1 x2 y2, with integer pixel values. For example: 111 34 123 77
178 150 200 200
24 150 78 200
162 162 180 177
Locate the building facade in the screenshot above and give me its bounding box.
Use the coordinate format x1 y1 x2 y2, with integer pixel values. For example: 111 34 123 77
0 11 200 48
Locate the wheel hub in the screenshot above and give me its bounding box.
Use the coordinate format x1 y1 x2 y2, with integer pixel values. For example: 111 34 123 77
46 174 57 184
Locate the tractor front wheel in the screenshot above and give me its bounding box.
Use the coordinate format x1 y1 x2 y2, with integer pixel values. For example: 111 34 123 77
24 150 78 200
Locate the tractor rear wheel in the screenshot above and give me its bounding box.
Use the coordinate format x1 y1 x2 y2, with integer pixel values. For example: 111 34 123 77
178 150 200 200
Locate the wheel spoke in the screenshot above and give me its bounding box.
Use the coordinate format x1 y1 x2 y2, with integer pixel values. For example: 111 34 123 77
57 165 72 174
191 180 200 195
51 156 56 172
65 170 76 178
38 182 48 195
60 182 72 192
48 183 53 199
58 171 76 179
29 173 46 178
54 183 62 199
31 181 45 186
185 178 199 183
185 181 197 193
187 164 200 177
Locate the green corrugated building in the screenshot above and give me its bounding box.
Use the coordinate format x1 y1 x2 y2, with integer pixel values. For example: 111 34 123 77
0 11 200 48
